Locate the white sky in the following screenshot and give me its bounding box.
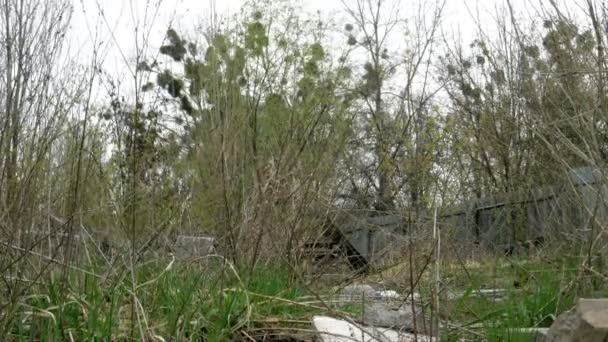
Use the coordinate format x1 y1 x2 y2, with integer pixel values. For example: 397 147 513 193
65 0 580 102
67 0 514 68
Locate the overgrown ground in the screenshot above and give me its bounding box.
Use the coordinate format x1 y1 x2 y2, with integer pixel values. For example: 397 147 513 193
7 256 360 341
376 252 607 341
6 249 608 341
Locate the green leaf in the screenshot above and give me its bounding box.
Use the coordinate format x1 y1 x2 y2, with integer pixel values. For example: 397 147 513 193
160 28 187 62
310 42 325 61
245 21 268 56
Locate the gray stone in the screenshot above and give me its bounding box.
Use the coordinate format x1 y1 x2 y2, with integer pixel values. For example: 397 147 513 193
577 309 608 341
174 235 215 259
312 316 434 342
545 298 608 342
363 301 435 335
532 328 549 342
577 298 608 313
545 309 579 341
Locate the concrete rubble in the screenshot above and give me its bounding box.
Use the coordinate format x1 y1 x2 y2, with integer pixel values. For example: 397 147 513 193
312 316 434 342
331 282 608 342
543 298 608 342
339 284 421 302
332 284 436 337
363 301 434 335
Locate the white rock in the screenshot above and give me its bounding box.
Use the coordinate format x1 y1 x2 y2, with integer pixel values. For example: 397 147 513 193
377 290 400 299
405 292 422 302
312 316 434 342
444 288 515 301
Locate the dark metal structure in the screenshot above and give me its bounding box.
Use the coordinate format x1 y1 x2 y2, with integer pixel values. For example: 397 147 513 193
303 212 405 271
440 167 607 253
306 167 607 270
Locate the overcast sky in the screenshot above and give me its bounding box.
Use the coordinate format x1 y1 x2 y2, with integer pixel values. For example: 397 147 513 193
65 0 579 101
67 0 526 68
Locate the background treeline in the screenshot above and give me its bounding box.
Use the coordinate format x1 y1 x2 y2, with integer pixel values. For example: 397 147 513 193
2 0 607 264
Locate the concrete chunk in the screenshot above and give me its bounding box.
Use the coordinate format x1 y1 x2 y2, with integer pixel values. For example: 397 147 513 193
545 298 608 342
312 316 434 342
577 298 608 314
363 302 436 335
578 310 608 341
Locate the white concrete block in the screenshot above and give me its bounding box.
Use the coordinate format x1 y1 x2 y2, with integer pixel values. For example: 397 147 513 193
312 316 434 342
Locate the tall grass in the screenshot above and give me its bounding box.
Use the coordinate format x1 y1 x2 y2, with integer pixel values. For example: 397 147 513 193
6 246 608 341
439 254 608 341
6 255 364 341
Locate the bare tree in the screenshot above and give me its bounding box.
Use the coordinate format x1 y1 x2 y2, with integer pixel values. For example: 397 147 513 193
340 0 445 213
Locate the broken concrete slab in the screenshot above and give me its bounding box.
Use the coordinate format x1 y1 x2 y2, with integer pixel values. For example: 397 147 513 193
312 316 434 342
577 298 608 313
544 298 608 342
544 309 578 341
578 309 608 341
